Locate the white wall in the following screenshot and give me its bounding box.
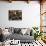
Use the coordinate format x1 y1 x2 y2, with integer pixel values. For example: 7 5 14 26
0 1 40 28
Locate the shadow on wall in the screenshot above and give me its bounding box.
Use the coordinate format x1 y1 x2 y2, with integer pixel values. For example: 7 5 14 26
0 28 3 42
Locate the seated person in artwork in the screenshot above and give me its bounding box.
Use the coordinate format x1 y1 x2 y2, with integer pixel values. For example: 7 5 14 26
0 28 3 42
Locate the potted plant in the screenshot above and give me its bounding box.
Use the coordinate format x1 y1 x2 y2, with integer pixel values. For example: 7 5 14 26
32 27 43 40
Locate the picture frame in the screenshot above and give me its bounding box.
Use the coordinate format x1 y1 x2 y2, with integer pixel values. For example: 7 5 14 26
9 10 22 20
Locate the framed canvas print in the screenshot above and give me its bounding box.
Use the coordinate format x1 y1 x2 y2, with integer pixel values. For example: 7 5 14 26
9 10 22 20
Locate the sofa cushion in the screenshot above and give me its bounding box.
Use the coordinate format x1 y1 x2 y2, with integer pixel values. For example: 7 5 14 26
14 28 21 34
8 27 14 34
21 28 27 35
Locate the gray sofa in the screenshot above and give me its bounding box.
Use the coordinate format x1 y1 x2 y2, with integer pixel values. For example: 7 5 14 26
3 27 34 43
8 33 34 43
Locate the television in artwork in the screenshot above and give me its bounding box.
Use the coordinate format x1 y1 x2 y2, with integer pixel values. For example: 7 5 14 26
9 10 22 20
